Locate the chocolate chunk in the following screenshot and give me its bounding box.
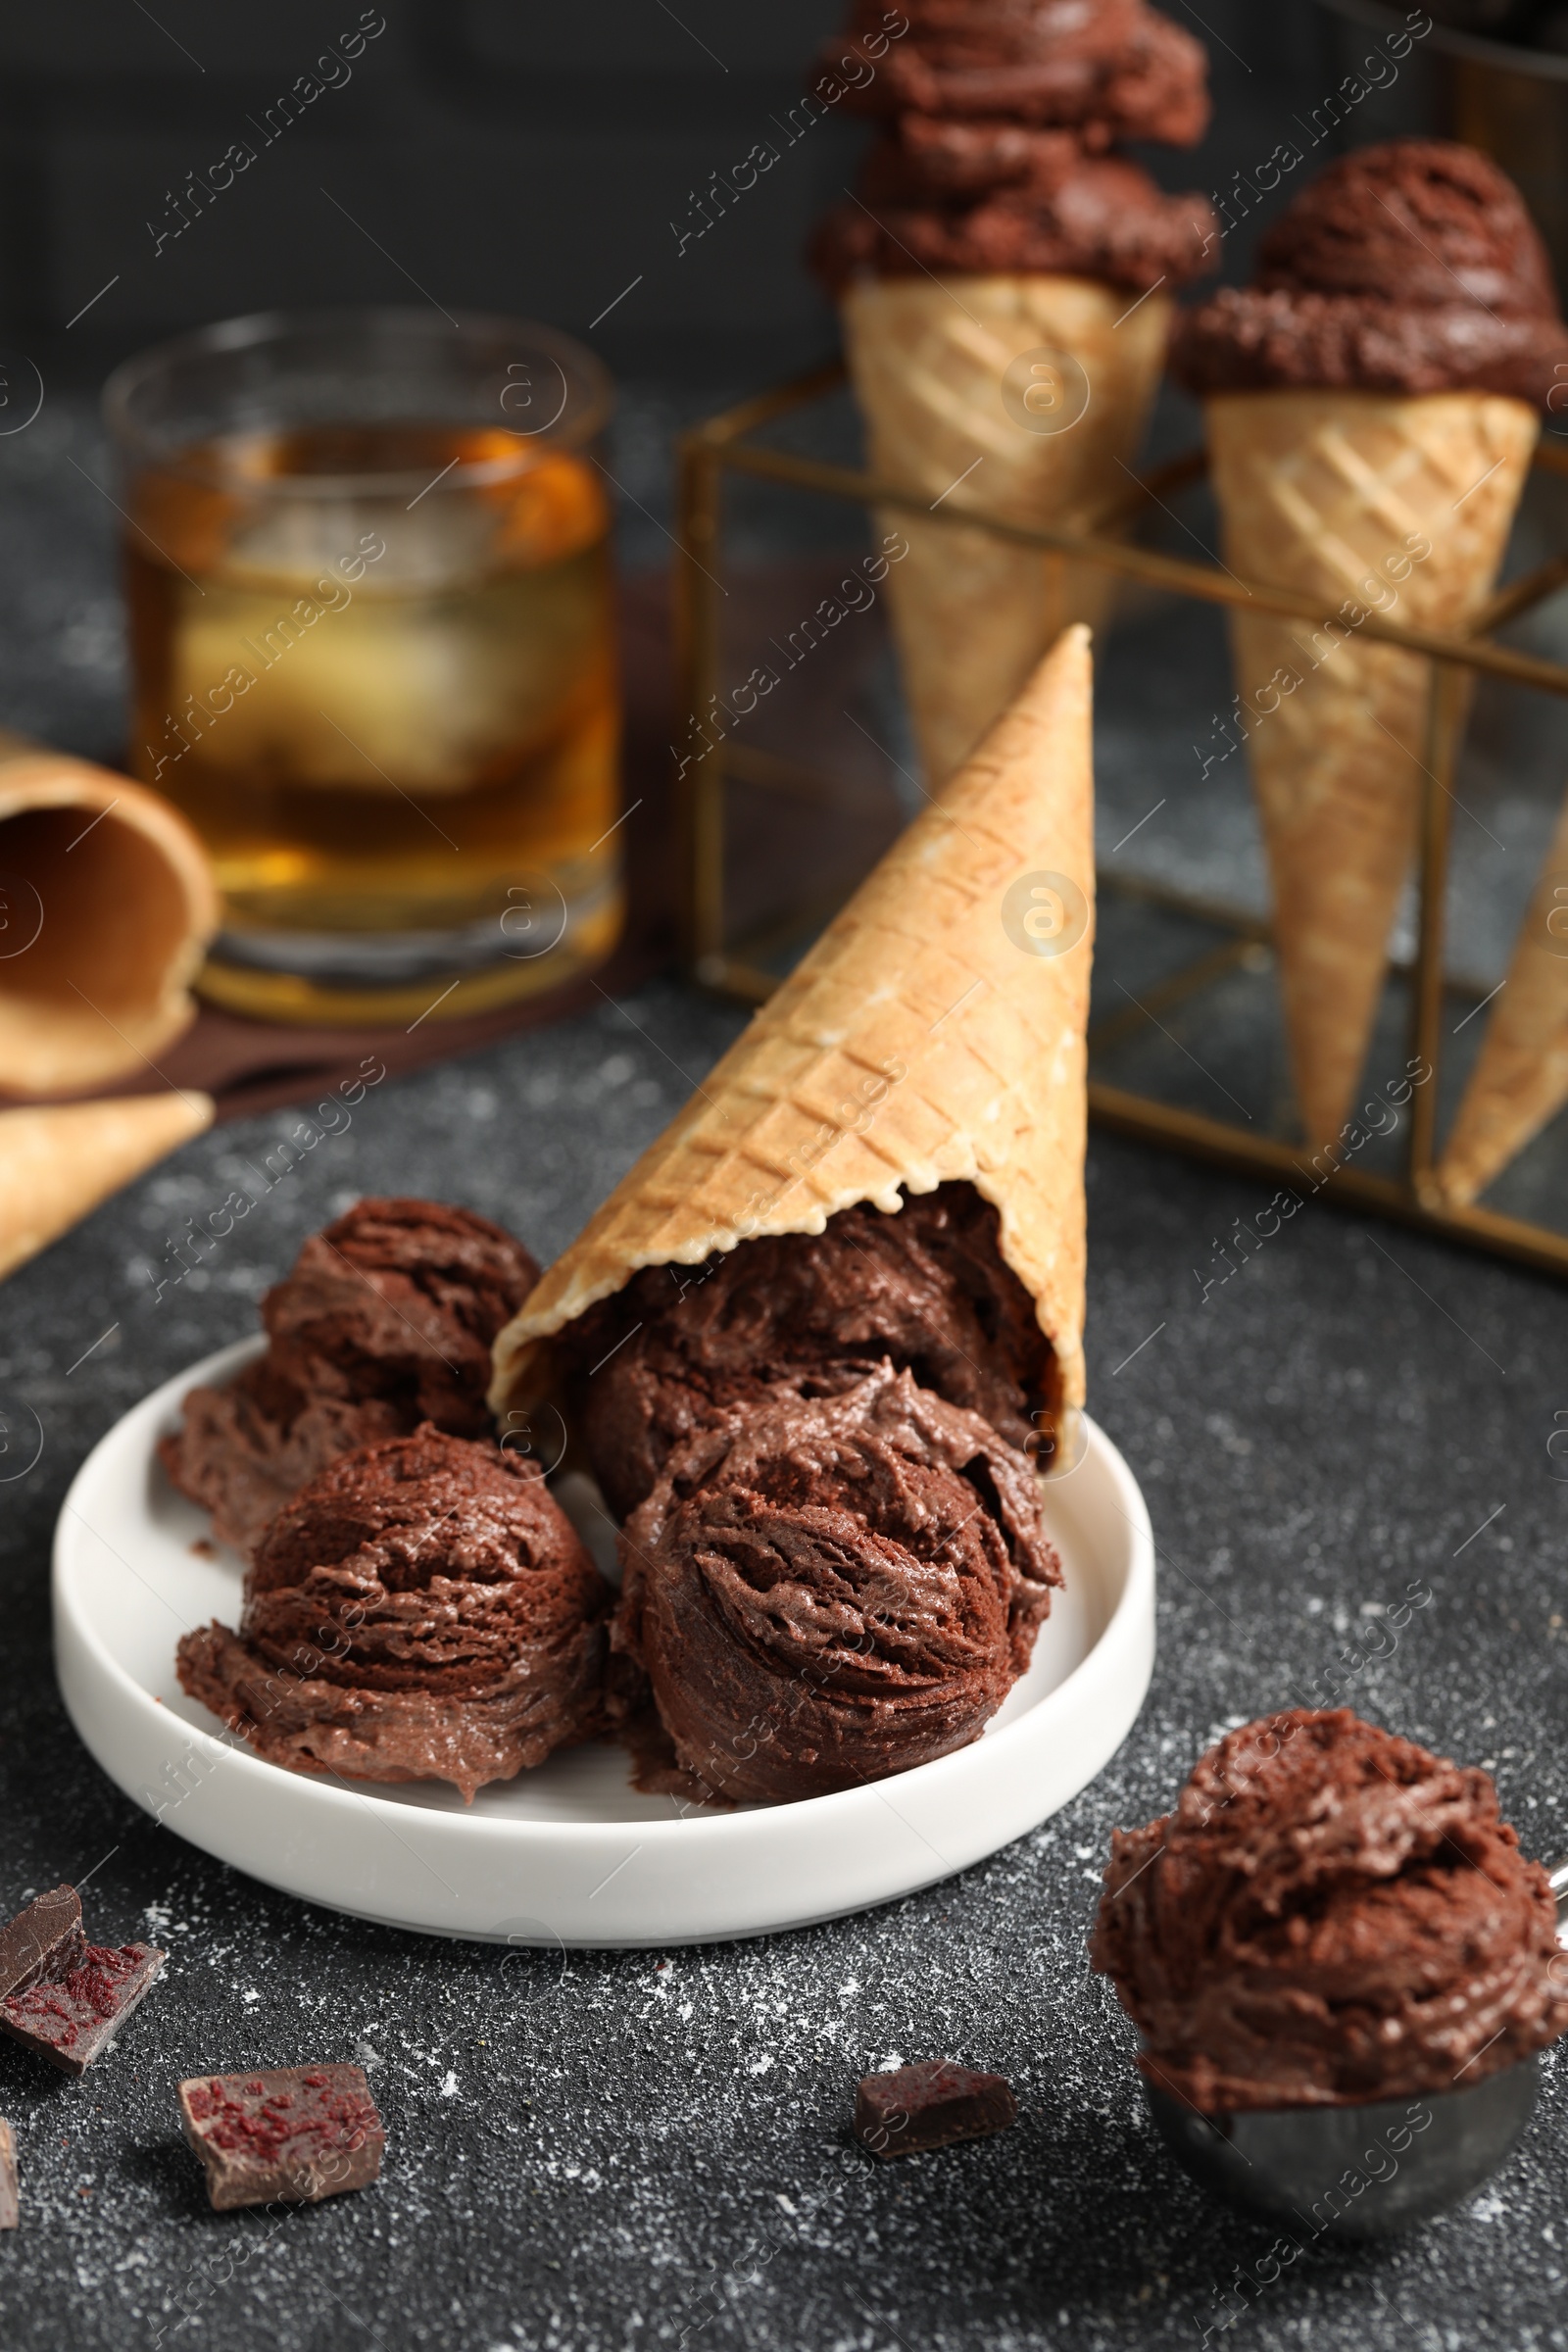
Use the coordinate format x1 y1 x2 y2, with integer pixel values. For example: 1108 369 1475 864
0 2120 17 2230
0 1886 83 2000
0 1929 165 2077
854 2059 1017 2158
178 2066 385 2211
0 1885 165 2076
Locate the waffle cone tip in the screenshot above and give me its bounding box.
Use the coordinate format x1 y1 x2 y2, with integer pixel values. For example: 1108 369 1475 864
0 1091 214 1284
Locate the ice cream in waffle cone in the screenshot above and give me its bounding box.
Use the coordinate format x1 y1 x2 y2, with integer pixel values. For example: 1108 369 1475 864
1173 141 1568 1152
810 0 1215 784
1437 794 1568 1205
1206 386 1535 1150
839 274 1169 788
491 621 1095 1471
494 626 1095 1802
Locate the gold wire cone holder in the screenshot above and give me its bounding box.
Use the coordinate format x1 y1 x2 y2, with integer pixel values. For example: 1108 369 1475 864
674 362 1568 1283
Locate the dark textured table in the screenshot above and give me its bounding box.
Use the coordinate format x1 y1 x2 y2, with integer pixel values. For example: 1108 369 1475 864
2 976 1565 2352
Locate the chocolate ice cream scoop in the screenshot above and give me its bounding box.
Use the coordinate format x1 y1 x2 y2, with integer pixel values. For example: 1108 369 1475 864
1172 140 1568 401
824 0 1209 145
814 140 1215 290
176 1427 612 1802
260 1196 539 1423
1257 138 1556 315
1091 1709 1568 2112
811 0 1214 292
615 1365 1061 1803
161 1198 539 1556
557 1182 1058 1523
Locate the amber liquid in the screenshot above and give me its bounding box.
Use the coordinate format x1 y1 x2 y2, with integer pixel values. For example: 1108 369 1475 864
124 423 622 1022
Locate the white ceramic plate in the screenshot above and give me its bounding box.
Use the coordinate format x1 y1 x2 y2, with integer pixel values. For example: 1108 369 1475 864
54 1337 1155 1947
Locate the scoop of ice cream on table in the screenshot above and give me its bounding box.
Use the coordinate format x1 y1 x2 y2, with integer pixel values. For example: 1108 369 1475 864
1092 1708 1568 2110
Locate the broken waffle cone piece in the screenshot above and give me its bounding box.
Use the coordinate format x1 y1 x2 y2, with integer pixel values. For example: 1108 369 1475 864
492 622 1095 1454
841 273 1169 787
1204 388 1537 1152
1437 790 1568 1205
0 1092 213 1283
0 730 219 1098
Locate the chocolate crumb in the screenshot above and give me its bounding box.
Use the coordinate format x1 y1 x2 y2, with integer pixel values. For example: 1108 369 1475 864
854 2059 1017 2157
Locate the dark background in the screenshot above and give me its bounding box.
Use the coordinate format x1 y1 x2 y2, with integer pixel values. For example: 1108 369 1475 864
0 0 1463 775
0 0 1439 394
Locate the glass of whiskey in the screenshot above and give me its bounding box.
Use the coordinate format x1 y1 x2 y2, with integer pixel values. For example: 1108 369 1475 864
106 308 622 1025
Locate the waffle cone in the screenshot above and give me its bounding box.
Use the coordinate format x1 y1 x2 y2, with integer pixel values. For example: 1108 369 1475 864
841 274 1168 786
1437 791 1568 1204
0 1091 213 1283
0 730 218 1097
1205 389 1537 1151
492 625 1095 1446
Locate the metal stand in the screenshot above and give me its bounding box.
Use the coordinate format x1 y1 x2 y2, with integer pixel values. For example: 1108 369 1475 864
675 364 1568 1280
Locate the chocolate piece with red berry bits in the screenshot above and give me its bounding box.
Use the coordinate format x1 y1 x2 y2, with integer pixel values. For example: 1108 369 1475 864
0 1886 165 2077
0 1886 82 1998
854 2059 1018 2158
0 2120 17 2230
178 2065 385 2211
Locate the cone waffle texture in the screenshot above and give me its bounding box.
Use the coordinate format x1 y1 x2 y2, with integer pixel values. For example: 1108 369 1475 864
0 1092 213 1283
0 730 219 1097
1438 792 1568 1204
1206 389 1537 1152
841 274 1168 787
492 625 1095 1434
